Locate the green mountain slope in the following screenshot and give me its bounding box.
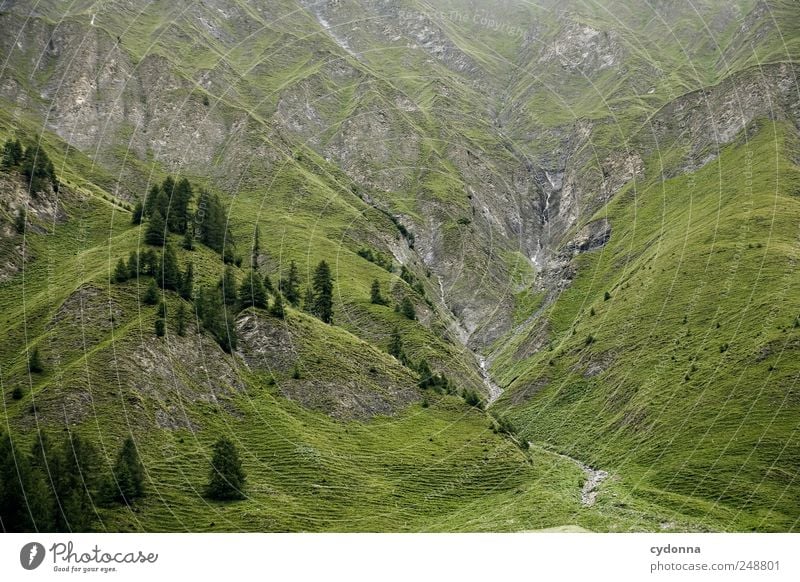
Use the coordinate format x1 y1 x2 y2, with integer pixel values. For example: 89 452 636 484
0 0 798 532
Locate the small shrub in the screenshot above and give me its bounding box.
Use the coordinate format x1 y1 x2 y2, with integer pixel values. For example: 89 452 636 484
11 387 23 400
604 291 611 301
462 389 483 409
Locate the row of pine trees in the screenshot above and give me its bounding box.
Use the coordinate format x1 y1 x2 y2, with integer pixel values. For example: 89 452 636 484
1 137 58 195
119 176 337 352
0 431 248 532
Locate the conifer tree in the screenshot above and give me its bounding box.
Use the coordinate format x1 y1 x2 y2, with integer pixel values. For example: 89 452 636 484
311 260 334 324
222 241 236 265
156 243 180 290
0 433 52 532
197 190 227 252
113 258 129 283
170 178 193 234
239 269 268 309
251 225 261 268
280 260 301 306
161 176 175 222
141 249 157 276
21 144 56 194
263 273 274 294
401 296 416 320
179 262 194 300
143 184 160 218
131 200 144 225
28 348 43 373
104 437 144 504
176 303 187 336
153 189 170 223
220 266 237 306
302 286 315 313
182 226 195 250
270 292 285 318
1 138 23 169
55 432 100 532
199 286 237 352
370 279 387 305
205 437 246 501
143 279 159 305
15 207 26 234
388 327 404 361
154 318 165 337
145 210 166 246
126 251 139 279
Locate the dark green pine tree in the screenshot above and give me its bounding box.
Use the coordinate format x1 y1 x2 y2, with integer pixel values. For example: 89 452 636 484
0 433 52 532
143 184 160 218
126 252 139 279
197 189 227 252
160 176 176 225
417 359 434 389
56 432 100 532
104 437 145 504
176 302 187 336
311 260 334 324
263 273 274 294
370 279 387 305
1 138 23 169
28 347 43 373
21 144 56 194
251 225 261 268
199 286 237 353
156 243 180 290
154 318 165 337
302 285 315 314
153 189 170 225
280 260 301 306
239 270 268 309
222 240 236 265
14 207 26 234
388 327 404 361
145 210 167 246
131 200 144 225
113 258 129 283
140 249 157 276
143 279 159 305
205 437 246 501
401 296 416 320
220 266 237 306
270 291 285 318
179 262 194 300
170 178 193 234
182 226 195 251
29 432 57 531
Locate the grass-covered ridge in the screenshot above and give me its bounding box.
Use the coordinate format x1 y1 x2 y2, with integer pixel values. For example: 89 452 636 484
491 120 800 531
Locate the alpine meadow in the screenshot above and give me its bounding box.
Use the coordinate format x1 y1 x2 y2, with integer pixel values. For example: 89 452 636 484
0 0 799 533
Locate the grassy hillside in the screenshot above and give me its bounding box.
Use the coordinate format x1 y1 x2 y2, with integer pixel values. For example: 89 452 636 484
1 0 799 532
491 120 800 531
